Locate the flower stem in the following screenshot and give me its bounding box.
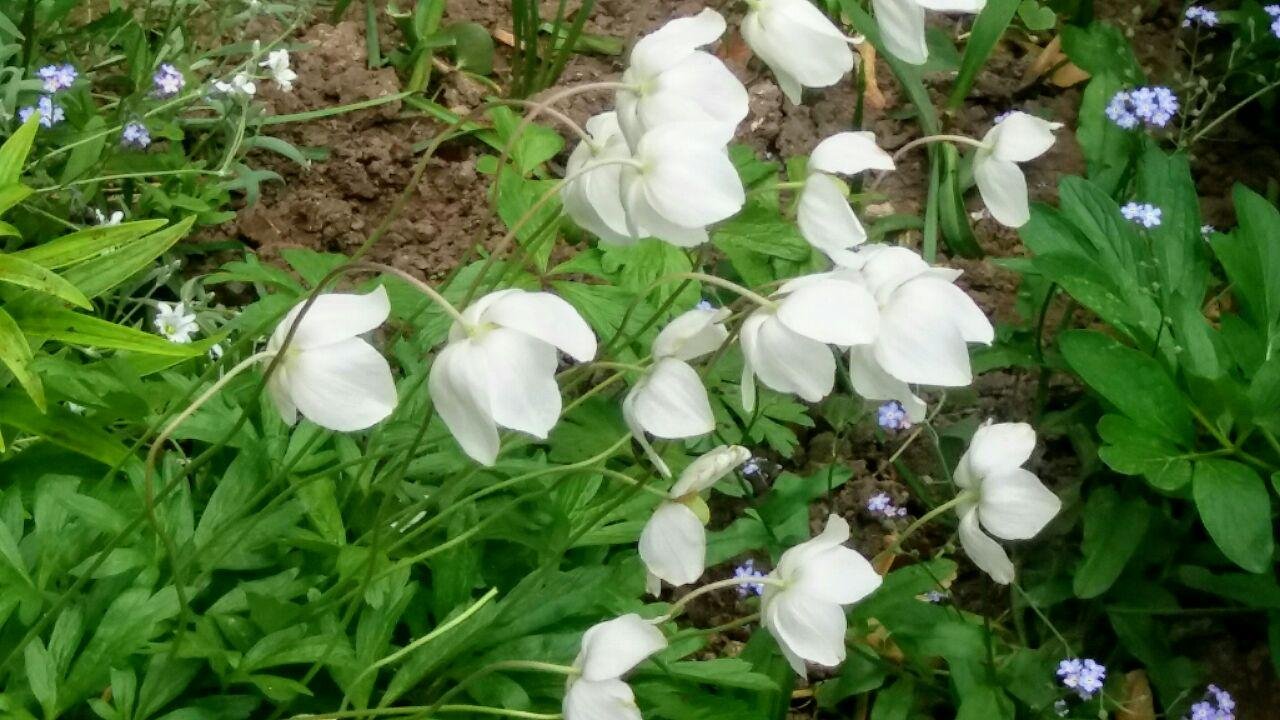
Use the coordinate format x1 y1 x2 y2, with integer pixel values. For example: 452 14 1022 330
672 272 777 309
354 261 469 327
292 705 561 720
649 575 786 625
876 492 974 561
599 467 672 499
891 134 986 162
422 660 577 720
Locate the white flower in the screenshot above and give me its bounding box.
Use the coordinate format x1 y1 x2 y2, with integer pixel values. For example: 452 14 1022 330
972 111 1062 227
563 112 638 244
740 274 878 409
259 49 298 92
430 289 596 465
872 0 986 65
212 73 257 98
154 302 199 344
797 132 895 257
619 122 745 247
617 9 748 146
91 209 124 226
623 306 729 476
837 245 992 389
265 286 398 432
741 0 858 104
639 445 750 594
761 514 882 676
564 615 668 720
209 343 225 361
953 422 1061 584
65 402 86 415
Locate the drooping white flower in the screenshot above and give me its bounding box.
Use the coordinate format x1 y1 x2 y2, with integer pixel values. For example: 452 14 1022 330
740 274 878 409
741 0 859 104
154 301 198 343
972 111 1062 227
430 289 596 465
617 9 748 146
797 132 895 257
563 112 640 245
953 422 1061 584
623 306 729 476
564 615 668 720
259 49 298 91
836 245 992 389
872 0 986 65
639 445 750 595
761 514 882 676
212 73 256 98
266 286 397 431
619 122 746 247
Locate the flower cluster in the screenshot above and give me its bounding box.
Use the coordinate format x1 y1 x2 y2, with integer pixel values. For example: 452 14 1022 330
153 63 186 98
21 64 77 128
1106 86 1179 129
19 95 65 129
37 63 77 93
154 302 198 344
1186 685 1235 720
877 400 911 430
1268 4 1280 38
1122 201 1162 228
121 121 151 149
1056 658 1107 700
732 559 766 597
212 73 257 99
1183 5 1219 27
260 49 298 91
867 491 908 518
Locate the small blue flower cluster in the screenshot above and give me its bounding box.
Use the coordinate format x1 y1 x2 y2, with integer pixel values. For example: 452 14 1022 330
877 400 911 431
741 457 761 478
1122 201 1163 228
1106 86 1179 129
733 559 766 597
121 121 151 149
1186 684 1235 720
1267 5 1280 38
867 491 908 518
21 64 77 128
153 63 186 98
1183 5 1220 27
1056 658 1107 700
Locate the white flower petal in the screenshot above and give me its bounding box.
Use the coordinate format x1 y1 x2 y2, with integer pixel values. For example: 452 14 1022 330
429 342 500 465
266 369 298 426
564 678 643 720
775 513 852 580
978 468 1060 541
916 0 985 10
638 501 706 587
483 290 597 362
809 132 896 176
763 591 847 671
577 614 668 681
985 112 1062 163
974 154 1030 227
474 327 561 439
875 278 983 386
872 0 928 65
643 51 748 132
791 544 883 605
847 345 927 421
629 8 726 77
857 245 932 302
670 445 751 496
958 508 1015 584
627 358 715 439
281 337 397 431
636 125 744 228
777 277 879 347
270 285 391 351
742 0 854 90
652 307 730 361
962 422 1037 483
798 173 867 254
741 314 836 402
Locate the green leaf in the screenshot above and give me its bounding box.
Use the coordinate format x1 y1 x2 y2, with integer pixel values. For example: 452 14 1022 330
1059 330 1193 444
487 106 565 175
241 135 312 168
60 216 196 299
12 219 168 270
1193 459 1274 573
0 254 92 308
870 677 916 720
956 685 1014 720
0 114 40 185
449 22 495 74
1096 414 1193 491
948 0 1020 110
815 651 887 707
1016 0 1057 30
1233 184 1280 354
1074 487 1152 598
0 306 45 411
24 638 57 715
937 144 982 257
654 658 780 692
18 309 203 357
0 392 130 466
0 183 32 216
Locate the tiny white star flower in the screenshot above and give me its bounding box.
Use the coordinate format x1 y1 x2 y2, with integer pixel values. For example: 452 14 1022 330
260 50 298 92
154 302 199 344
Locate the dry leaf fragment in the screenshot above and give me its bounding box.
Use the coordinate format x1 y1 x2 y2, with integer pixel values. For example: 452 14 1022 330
1118 670 1156 720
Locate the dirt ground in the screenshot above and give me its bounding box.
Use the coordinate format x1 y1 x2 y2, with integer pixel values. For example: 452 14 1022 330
200 0 1280 711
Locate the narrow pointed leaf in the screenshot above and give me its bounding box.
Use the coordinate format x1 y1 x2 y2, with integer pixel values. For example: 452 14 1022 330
0 254 93 308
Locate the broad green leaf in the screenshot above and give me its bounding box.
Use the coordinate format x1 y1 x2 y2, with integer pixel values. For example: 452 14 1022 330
1059 330 1193 444
1060 22 1143 80
1074 487 1152 598
0 182 32 215
0 254 92 308
870 677 916 720
1136 143 1207 304
1193 459 1274 573
1074 73 1138 188
815 651 886 707
649 658 780 692
12 219 168 269
1096 414 1193 490
0 306 44 410
0 391 129 466
18 309 204 356
947 0 1020 110
1175 566 1280 608
449 21 495 74
1233 185 1280 354
61 215 195 299
0 114 40 185
712 203 813 264
956 685 1014 720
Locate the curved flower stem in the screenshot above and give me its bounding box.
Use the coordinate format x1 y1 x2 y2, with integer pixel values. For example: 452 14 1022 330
338 589 500 713
505 98 594 147
588 360 649 373
747 179 807 198
649 575 787 625
352 261 469 326
422 660 577 720
875 492 973 562
671 272 777 309
598 467 672 499
293 705 561 720
141 349 277 648
891 134 986 162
